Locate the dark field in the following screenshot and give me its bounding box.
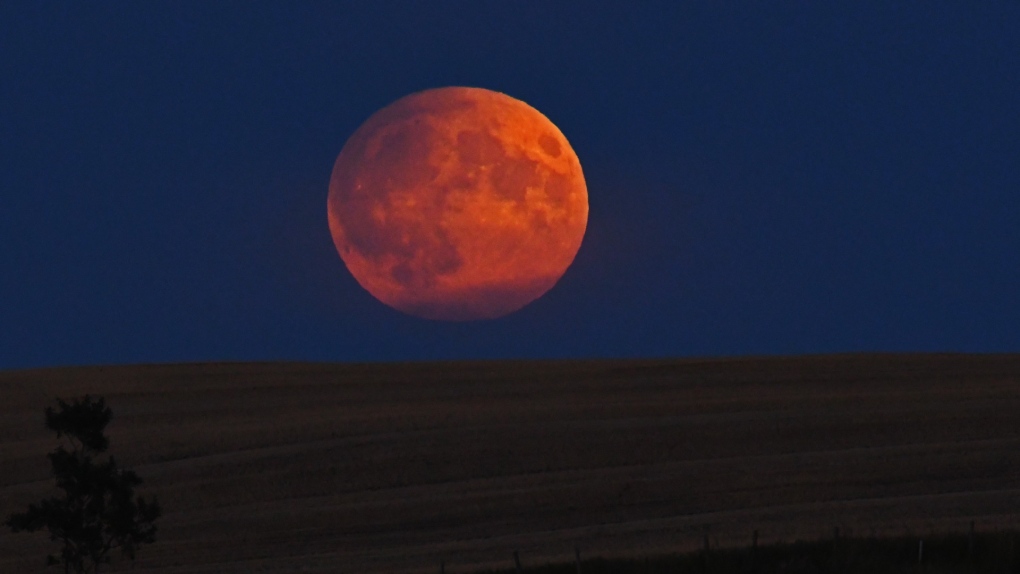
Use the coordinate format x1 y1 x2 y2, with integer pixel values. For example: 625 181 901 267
2 354 1019 573
484 530 1020 574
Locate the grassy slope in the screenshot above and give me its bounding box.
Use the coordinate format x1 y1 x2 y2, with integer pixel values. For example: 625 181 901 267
0 355 1019 573
483 531 1020 573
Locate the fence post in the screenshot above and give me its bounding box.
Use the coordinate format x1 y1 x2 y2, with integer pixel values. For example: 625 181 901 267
575 546 582 574
968 520 975 559
702 531 711 571
750 529 758 572
514 550 522 573
918 539 924 565
440 560 445 574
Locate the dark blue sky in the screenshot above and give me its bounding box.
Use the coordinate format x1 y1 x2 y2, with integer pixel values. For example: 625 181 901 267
2 2 1019 369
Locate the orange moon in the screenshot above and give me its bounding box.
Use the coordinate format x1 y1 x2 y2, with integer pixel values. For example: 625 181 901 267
327 87 588 320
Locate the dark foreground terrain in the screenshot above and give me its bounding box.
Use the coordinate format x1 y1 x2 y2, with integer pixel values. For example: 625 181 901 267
485 530 1020 574
1 354 1019 573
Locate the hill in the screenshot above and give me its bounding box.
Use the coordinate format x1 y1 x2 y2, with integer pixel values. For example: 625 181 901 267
2 354 1020 572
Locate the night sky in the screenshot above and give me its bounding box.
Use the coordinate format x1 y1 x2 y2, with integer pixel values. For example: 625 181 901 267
2 2 1019 370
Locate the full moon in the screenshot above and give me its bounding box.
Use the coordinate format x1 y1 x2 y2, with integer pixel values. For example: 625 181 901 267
327 87 588 320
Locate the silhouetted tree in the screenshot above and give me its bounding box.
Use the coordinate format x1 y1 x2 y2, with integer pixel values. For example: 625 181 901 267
6 395 161 574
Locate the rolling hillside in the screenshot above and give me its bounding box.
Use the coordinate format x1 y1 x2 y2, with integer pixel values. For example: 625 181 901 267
2 354 1019 573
